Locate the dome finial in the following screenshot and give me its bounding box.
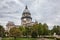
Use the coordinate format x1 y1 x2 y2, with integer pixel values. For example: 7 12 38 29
25 5 28 9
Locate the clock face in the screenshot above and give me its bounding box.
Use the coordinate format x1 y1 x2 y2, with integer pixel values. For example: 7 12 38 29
23 18 26 21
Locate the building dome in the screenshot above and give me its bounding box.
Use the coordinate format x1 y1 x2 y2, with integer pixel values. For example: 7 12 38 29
22 6 31 15
21 6 32 26
21 6 32 19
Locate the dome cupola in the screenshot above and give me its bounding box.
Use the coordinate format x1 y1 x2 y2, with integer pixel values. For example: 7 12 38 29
23 5 31 15
21 6 32 26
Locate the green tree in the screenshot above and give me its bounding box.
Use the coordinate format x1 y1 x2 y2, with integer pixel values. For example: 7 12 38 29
37 23 43 37
9 27 21 37
23 27 32 37
31 24 38 38
42 23 49 35
57 25 60 35
31 30 37 38
52 25 60 35
0 25 5 37
51 25 57 35
19 26 24 35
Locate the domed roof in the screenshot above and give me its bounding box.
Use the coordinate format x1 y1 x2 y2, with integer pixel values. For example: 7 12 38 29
23 6 31 15
21 6 32 20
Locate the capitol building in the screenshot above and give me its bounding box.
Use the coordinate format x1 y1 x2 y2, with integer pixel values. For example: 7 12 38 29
21 6 34 27
6 6 38 31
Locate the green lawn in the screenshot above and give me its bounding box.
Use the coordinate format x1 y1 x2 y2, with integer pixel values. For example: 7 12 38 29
2 38 37 40
2 37 57 40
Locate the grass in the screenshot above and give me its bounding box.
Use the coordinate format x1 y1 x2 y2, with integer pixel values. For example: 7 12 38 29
2 37 58 40
2 37 14 40
2 38 37 40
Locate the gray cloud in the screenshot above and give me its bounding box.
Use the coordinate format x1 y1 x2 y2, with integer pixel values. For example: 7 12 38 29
29 0 60 29
0 0 60 30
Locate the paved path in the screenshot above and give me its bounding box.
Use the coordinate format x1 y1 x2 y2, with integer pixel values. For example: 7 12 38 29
37 38 54 40
0 37 2 40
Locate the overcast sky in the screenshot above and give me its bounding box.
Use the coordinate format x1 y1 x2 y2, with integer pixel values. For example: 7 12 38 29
0 0 60 30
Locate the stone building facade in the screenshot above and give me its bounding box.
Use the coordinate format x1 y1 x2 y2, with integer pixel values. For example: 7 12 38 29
6 21 15 32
